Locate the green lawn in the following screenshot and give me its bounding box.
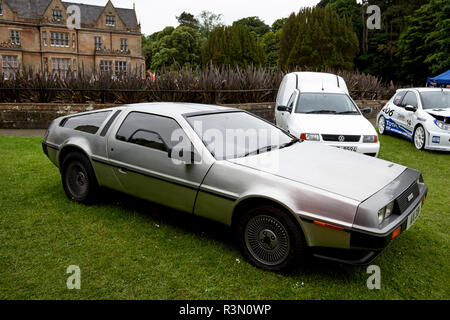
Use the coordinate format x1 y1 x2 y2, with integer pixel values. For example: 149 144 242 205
0 134 448 299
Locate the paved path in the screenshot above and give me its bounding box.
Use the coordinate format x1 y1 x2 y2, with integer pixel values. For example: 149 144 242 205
0 129 46 137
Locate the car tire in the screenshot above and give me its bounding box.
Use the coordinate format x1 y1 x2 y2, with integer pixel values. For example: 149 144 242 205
413 125 426 150
61 152 98 204
377 116 386 135
235 204 306 271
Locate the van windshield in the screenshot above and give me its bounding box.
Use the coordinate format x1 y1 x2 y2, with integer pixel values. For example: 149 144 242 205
295 93 360 115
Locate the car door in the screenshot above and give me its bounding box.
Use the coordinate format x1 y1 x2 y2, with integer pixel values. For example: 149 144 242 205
398 91 418 136
106 111 211 213
283 90 299 132
384 91 406 133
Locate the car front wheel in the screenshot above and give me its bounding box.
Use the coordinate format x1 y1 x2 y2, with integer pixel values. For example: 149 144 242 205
413 125 426 150
377 116 386 135
61 152 98 203
236 204 306 271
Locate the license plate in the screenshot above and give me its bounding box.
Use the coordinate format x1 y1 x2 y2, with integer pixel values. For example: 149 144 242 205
336 146 357 152
406 202 422 230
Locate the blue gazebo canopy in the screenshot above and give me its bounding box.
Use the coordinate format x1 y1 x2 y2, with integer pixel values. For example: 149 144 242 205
427 69 450 85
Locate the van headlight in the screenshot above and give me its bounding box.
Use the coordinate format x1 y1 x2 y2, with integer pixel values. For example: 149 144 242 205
363 135 378 143
434 120 450 131
300 133 320 141
378 201 395 224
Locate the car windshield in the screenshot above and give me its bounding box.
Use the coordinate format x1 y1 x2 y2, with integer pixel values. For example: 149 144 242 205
187 111 294 160
295 93 360 114
420 91 450 109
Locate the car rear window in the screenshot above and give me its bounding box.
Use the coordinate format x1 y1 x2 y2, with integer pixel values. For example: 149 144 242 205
61 111 112 134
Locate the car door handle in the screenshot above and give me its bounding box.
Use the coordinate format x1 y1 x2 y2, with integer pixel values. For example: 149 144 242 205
118 168 127 174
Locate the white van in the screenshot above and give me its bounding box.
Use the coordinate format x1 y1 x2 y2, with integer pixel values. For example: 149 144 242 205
275 72 380 157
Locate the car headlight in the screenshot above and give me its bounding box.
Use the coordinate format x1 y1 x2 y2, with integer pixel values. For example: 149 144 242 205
300 133 320 141
363 135 378 143
434 120 450 131
378 201 395 224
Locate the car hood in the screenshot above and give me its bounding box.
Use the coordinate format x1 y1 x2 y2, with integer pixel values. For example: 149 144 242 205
426 108 450 118
290 114 376 135
227 142 406 202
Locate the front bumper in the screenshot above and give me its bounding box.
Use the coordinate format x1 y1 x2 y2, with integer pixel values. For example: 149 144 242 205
310 168 428 265
319 141 380 157
425 129 450 151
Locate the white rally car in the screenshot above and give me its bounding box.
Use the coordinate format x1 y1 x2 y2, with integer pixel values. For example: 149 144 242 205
376 88 450 151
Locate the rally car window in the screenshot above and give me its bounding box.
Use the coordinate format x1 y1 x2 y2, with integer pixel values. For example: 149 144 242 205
61 111 112 134
393 91 407 106
116 112 189 152
402 91 418 108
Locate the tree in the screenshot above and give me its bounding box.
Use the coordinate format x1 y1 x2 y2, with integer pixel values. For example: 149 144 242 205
176 11 199 29
202 24 265 67
197 11 224 39
279 6 359 70
149 26 201 71
397 0 450 84
261 30 282 68
271 18 287 32
233 16 270 38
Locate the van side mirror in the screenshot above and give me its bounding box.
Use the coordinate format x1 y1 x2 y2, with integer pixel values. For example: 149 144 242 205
277 105 287 112
360 107 372 114
405 105 417 112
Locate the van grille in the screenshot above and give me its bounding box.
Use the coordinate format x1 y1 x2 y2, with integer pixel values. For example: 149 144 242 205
321 134 361 142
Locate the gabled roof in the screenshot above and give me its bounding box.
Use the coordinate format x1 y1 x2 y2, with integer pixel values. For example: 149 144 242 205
3 0 138 28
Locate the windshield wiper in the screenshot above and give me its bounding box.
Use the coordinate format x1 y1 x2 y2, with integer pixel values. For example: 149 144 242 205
337 111 359 114
304 110 337 114
244 145 279 157
279 138 300 149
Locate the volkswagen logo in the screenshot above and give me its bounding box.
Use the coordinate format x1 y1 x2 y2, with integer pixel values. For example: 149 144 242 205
338 135 345 142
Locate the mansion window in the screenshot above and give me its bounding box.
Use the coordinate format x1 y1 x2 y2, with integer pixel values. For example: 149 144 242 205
52 58 71 77
43 32 47 46
10 30 20 45
106 15 115 26
115 61 127 75
2 55 19 80
50 32 69 47
95 36 102 50
120 39 128 52
52 9 63 22
0 2 3 15
100 60 112 74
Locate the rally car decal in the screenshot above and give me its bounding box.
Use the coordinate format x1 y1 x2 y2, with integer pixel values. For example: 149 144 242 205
385 118 412 138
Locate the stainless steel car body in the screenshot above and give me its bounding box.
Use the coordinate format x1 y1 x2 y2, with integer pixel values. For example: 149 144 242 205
43 103 428 264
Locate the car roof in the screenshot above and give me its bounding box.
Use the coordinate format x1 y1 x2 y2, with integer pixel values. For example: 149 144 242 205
397 87 450 93
288 71 349 95
122 102 237 117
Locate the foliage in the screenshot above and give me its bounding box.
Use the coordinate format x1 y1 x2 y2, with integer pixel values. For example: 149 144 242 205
261 31 282 69
271 18 287 32
149 26 201 71
176 11 200 30
396 0 450 84
197 11 224 40
233 16 271 38
202 24 265 68
279 6 359 70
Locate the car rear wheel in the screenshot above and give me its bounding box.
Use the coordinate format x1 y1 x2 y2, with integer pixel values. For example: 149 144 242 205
377 116 386 135
61 152 98 204
235 204 306 271
413 125 426 150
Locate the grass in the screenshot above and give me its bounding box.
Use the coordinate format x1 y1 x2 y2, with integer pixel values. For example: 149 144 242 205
0 134 448 299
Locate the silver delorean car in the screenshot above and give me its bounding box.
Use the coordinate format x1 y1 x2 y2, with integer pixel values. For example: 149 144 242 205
42 103 428 271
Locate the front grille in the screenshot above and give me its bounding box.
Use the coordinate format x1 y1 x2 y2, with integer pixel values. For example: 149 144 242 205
322 134 361 142
396 182 420 214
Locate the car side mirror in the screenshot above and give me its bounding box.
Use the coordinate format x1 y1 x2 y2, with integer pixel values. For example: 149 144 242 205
360 107 372 114
168 146 199 164
405 105 417 112
277 105 287 112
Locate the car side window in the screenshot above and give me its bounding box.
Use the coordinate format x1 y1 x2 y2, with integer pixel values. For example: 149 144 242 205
393 91 406 106
116 112 189 152
61 111 112 134
402 91 418 108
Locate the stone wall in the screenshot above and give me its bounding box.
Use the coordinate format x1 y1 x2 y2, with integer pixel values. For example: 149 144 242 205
0 100 388 129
